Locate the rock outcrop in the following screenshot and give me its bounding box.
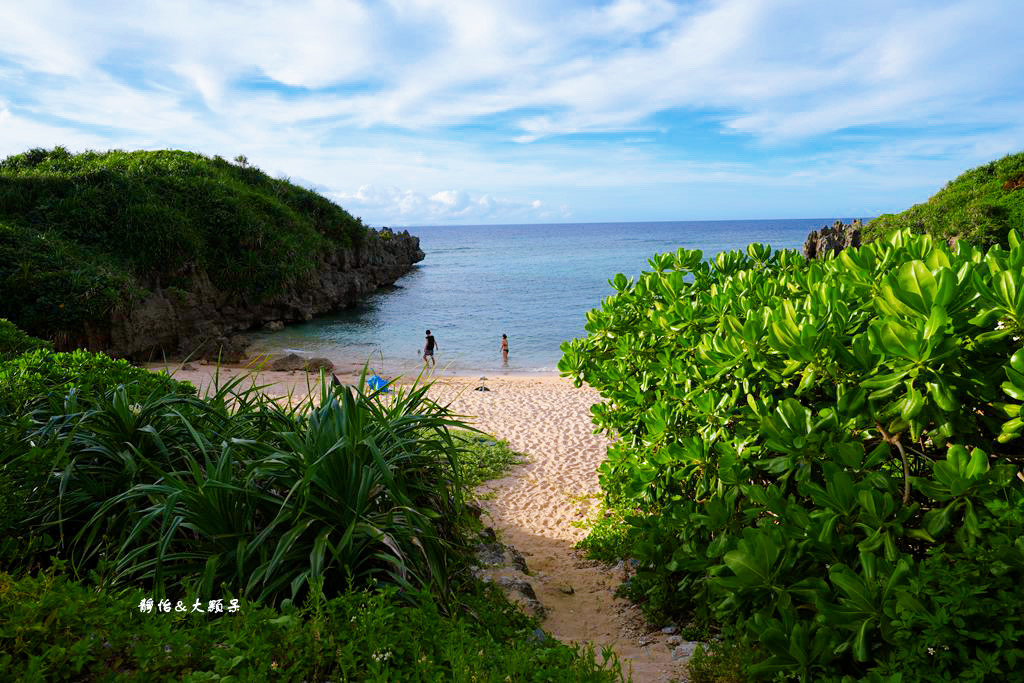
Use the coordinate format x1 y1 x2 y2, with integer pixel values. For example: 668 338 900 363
473 529 545 619
803 219 863 259
100 229 423 360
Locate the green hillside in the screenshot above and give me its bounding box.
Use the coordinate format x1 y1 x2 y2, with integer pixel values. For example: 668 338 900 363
865 151 1024 247
0 147 367 337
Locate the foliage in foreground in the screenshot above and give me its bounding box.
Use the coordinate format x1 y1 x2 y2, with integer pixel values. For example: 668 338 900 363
1 366 475 607
0 567 622 682
0 146 368 338
0 352 622 680
865 151 1024 248
560 230 1024 681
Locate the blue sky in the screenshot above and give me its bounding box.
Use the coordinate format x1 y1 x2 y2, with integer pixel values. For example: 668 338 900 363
1 0 1022 226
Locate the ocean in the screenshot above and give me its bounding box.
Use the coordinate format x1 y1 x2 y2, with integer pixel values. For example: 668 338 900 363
246 219 857 376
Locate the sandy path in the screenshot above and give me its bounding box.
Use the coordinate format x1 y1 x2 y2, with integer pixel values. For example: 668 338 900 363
429 375 687 683
145 364 687 681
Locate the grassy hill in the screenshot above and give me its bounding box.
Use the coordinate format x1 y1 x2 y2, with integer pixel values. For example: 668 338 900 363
0 147 368 339
865 151 1024 247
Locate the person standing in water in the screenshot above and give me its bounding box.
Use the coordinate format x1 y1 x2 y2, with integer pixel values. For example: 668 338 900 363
501 334 509 363
423 330 438 367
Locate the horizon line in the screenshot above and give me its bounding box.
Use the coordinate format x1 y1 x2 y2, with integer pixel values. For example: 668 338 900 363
387 216 876 230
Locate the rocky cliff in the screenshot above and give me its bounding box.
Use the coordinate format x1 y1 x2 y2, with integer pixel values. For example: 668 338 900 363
96 229 423 361
803 219 863 259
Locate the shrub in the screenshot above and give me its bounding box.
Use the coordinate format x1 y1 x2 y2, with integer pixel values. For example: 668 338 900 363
450 428 526 489
687 640 750 683
0 568 624 682
560 230 1024 680
0 318 50 361
0 348 190 415
2 364 480 609
0 349 194 572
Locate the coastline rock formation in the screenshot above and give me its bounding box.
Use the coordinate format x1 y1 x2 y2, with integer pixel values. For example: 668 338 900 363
100 229 423 360
0 148 424 362
803 219 862 259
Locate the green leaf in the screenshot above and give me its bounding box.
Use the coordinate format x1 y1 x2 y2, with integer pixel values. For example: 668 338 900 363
853 618 873 662
895 260 938 314
923 305 948 338
965 448 990 479
899 385 925 421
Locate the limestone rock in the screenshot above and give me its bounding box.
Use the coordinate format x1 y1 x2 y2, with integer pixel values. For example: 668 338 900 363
803 219 863 259
197 335 251 363
672 642 701 660
97 229 424 360
498 576 545 619
475 542 530 574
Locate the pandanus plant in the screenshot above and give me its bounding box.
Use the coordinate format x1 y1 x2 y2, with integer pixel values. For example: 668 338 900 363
21 368 473 607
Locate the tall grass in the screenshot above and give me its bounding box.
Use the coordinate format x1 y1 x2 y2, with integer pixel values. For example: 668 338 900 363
4 368 474 607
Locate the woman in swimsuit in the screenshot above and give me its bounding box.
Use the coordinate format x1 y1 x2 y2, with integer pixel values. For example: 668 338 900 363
501 334 509 363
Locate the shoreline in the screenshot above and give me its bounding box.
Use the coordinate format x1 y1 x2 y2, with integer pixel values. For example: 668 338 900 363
143 361 562 399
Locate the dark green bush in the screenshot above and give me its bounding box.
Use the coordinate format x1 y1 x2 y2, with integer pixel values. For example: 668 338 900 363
865 151 1024 248
0 350 194 572
1 360 479 609
0 568 623 682
0 318 50 361
687 640 750 683
560 230 1024 681
0 348 190 415
0 147 368 338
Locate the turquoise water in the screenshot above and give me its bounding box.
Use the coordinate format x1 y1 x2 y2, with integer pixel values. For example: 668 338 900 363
247 219 855 376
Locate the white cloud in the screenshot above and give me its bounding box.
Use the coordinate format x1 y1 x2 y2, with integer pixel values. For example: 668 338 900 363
2 1 1021 141
0 1 1022 224
335 184 558 224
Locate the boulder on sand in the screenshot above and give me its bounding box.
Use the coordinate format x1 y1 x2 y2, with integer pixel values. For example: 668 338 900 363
270 353 307 371
304 357 335 372
269 353 335 372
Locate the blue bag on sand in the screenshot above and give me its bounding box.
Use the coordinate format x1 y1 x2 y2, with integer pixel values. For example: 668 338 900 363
366 372 390 392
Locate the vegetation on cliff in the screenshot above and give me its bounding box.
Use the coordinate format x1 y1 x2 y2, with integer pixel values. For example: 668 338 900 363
865 151 1024 247
0 319 50 361
0 147 368 339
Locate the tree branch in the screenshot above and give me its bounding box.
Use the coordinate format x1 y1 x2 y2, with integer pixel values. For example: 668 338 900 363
877 423 912 504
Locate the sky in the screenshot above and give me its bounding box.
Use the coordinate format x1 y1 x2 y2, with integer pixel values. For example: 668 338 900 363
1 0 1022 227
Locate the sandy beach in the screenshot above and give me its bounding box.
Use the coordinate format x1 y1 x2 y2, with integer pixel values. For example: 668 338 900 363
146 363 687 682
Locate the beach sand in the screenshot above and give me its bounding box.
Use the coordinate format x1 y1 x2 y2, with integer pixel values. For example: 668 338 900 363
146 363 687 682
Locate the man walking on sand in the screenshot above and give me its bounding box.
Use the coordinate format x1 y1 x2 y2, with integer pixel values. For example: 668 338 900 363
423 330 438 367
